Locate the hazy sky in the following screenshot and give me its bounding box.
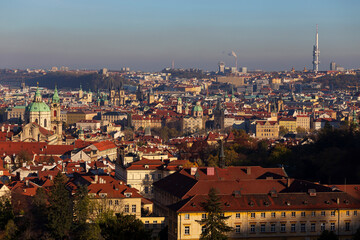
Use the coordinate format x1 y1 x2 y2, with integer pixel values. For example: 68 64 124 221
1 0 359 71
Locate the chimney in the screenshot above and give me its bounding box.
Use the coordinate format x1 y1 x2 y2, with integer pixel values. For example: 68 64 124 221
247 167 251 175
207 167 214 176
25 180 29 186
287 178 291 187
337 197 340 205
190 167 197 176
94 175 98 183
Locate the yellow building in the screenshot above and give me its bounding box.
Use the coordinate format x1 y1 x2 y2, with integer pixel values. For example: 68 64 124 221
153 166 360 240
256 120 279 139
66 111 97 125
279 117 297 132
296 114 311 131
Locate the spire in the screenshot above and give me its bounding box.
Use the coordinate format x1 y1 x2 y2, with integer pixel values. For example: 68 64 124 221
219 140 225 168
52 85 60 103
34 82 42 102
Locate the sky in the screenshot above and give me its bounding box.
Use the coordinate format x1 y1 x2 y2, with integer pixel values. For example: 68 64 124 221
0 0 359 72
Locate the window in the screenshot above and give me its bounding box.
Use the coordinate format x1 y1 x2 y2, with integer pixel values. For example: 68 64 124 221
251 213 255 218
202 214 207 219
271 212 276 218
184 226 190 235
345 222 351 231
184 214 190 220
235 225 241 233
331 211 336 216
271 223 275 232
260 224 265 232
355 211 358 216
301 223 306 232
311 211 316 217
151 174 155 180
321 211 325 216
291 224 296 232
280 223 286 232
145 187 149 194
115 200 119 205
330 223 335 231
236 213 240 219
158 173 162 179
311 223 315 232
124 205 129 213
250 224 255 233
281 212 286 217
202 225 206 233
132 205 136 213
346 211 350 216
301 212 306 217
291 212 296 217
145 221 149 229
320 223 325 231
261 212 266 218
108 200 112 206
145 174 149 180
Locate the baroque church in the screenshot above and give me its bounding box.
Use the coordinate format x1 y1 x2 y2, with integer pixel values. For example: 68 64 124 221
12 86 62 144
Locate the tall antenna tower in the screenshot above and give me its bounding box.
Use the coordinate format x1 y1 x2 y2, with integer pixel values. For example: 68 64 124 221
312 24 320 73
171 60 175 69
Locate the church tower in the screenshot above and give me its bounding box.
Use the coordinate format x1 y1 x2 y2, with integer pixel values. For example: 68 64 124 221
177 97 182 114
78 84 83 99
50 86 62 140
25 85 51 130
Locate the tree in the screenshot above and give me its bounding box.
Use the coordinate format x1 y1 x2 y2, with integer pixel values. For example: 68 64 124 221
279 126 289 136
197 188 233 240
3 219 18 240
318 230 338 240
72 184 101 240
0 198 14 230
353 227 360 240
47 172 73 239
98 213 151 240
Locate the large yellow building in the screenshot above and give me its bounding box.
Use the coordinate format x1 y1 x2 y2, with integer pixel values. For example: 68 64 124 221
153 166 360 240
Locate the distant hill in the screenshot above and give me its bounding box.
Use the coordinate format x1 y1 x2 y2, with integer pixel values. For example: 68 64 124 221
304 73 360 89
0 71 132 91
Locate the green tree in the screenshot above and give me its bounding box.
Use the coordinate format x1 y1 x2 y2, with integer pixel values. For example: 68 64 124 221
98 213 151 240
30 187 48 235
318 230 339 240
72 184 101 240
0 198 14 230
47 172 73 239
207 154 218 167
197 188 233 240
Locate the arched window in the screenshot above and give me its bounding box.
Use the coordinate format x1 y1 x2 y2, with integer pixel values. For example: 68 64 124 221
44 119 47 127
53 126 57 130
54 110 57 117
35 119 38 124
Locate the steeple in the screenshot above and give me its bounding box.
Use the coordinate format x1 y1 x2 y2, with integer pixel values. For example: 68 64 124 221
219 140 225 168
34 82 42 102
52 85 60 103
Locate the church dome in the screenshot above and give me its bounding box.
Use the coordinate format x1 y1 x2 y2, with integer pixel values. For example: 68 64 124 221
26 102 50 112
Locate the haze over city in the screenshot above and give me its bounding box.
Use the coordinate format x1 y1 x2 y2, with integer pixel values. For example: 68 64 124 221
1 0 359 71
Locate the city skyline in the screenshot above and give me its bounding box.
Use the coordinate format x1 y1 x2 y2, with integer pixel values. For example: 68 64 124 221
1 0 359 71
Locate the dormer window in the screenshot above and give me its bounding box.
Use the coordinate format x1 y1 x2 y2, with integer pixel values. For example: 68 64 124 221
125 192 132 198
144 165 149 169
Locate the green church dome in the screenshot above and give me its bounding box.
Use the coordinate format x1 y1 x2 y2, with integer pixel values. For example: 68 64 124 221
26 102 50 112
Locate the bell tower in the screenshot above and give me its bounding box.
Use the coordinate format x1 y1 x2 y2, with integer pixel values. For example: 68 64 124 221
50 86 62 141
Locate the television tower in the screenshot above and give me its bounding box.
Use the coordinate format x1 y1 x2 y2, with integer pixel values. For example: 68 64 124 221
312 24 320 73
